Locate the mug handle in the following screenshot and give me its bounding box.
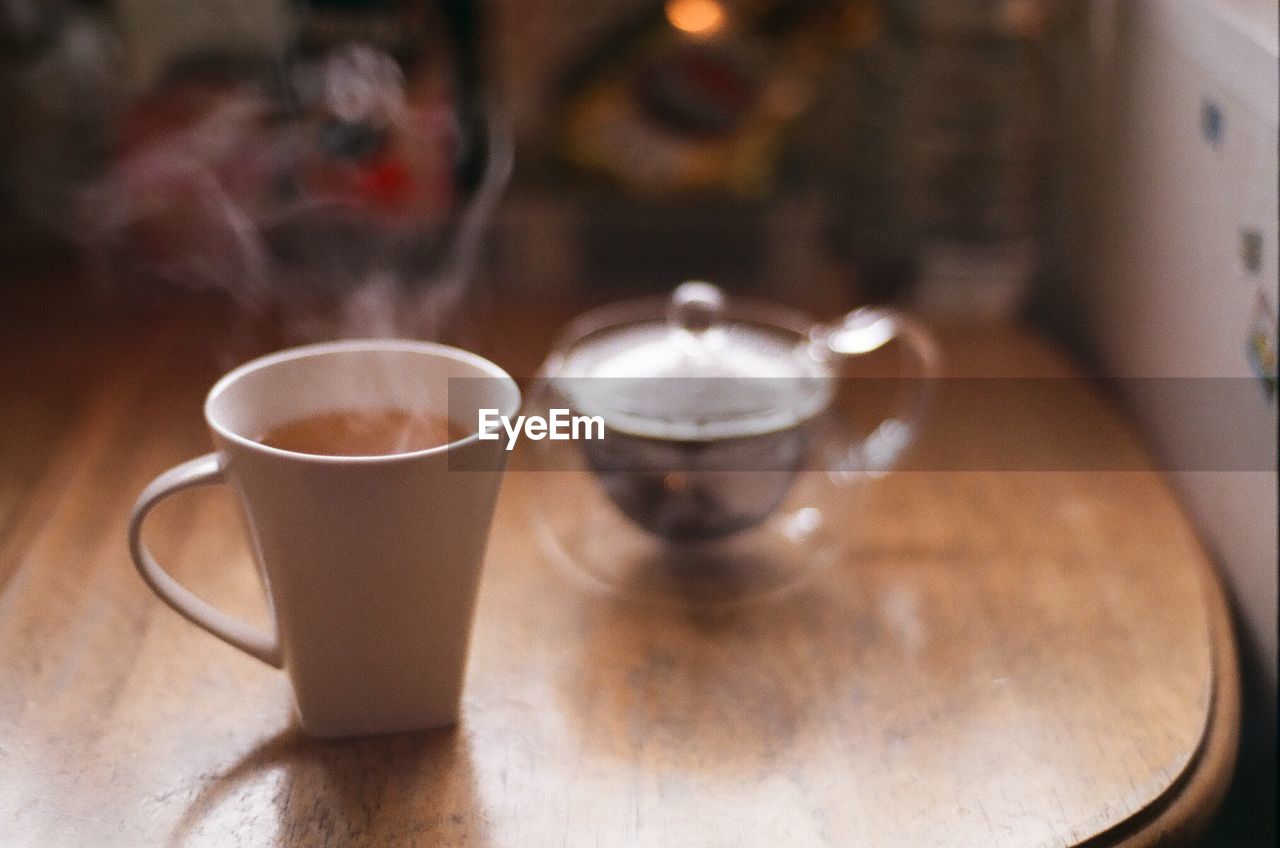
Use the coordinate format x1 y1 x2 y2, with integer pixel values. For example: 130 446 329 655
814 307 941 479
128 453 283 668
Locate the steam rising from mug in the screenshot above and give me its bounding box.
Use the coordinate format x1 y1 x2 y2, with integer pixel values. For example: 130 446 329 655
64 44 511 345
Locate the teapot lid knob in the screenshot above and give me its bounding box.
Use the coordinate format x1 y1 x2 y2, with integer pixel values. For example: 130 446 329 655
667 281 725 335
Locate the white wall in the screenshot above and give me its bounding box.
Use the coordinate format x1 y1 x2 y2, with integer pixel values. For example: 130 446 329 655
1079 0 1277 714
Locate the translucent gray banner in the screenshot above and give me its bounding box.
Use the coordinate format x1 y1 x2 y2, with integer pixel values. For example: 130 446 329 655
447 377 1278 472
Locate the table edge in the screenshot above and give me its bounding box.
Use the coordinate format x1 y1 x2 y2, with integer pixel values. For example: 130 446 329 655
1077 559 1241 848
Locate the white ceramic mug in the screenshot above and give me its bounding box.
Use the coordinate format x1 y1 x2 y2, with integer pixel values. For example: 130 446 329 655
128 340 520 738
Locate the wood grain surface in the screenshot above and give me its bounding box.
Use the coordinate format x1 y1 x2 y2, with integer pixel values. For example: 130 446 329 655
0 294 1237 848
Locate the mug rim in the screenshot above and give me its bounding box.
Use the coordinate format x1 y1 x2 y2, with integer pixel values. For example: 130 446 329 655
205 338 521 464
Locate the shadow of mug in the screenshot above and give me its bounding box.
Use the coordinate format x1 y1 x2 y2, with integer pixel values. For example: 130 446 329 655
168 724 488 847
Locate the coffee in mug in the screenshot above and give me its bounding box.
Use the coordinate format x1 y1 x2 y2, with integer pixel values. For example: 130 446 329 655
260 408 470 456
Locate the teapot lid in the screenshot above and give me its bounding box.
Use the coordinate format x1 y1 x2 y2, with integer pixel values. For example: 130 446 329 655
552 282 831 440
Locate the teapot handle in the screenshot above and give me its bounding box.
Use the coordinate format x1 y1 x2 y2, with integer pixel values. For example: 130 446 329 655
812 307 940 479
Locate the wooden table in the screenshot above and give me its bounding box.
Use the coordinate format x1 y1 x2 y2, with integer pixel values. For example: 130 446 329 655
0 287 1238 848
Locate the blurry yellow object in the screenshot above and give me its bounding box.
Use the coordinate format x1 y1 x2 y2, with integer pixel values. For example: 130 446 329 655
564 87 779 197
665 0 728 38
559 0 880 198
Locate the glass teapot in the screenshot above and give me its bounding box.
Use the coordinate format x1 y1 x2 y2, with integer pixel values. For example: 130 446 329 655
524 282 939 603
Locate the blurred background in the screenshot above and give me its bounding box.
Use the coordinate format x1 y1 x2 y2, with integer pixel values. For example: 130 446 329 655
0 0 1275 842
2 0 1081 317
